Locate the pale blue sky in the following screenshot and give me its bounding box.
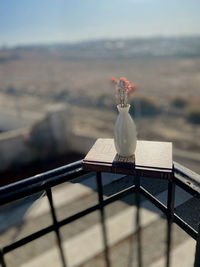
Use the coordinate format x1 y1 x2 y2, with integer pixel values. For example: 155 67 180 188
0 0 200 46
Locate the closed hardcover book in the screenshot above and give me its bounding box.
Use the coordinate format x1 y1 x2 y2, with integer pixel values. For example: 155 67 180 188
82 138 173 179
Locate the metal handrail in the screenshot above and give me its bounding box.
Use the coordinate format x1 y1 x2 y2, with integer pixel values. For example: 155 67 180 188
174 161 200 196
0 160 199 267
0 161 87 206
0 160 199 205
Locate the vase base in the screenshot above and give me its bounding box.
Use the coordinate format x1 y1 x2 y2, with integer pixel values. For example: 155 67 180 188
115 153 135 164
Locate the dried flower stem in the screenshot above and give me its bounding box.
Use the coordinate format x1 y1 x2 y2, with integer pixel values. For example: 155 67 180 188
111 76 138 107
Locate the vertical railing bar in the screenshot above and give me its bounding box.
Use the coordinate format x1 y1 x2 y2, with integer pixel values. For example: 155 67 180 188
166 178 175 267
135 176 142 267
194 224 200 267
46 188 67 267
0 250 6 267
96 171 110 267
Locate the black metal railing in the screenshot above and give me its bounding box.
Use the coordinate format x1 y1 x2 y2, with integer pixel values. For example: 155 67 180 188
0 160 199 267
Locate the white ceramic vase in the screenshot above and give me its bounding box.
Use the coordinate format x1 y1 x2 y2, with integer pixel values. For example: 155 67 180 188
114 104 137 157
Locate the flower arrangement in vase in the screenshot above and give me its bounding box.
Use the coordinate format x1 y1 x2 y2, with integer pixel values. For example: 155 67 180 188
111 77 138 157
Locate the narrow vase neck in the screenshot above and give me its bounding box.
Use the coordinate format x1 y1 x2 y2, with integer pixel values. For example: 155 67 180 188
117 104 130 114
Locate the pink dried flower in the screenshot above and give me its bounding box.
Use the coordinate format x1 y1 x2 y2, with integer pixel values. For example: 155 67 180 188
110 76 138 107
125 80 131 87
110 77 118 84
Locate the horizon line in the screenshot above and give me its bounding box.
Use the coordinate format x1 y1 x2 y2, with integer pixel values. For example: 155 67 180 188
2 33 200 49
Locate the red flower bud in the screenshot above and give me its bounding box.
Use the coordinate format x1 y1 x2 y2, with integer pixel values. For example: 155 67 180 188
110 77 118 84
125 80 130 87
127 85 133 93
119 77 127 82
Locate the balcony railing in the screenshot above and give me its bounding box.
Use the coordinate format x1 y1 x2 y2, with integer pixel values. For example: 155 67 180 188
0 160 199 267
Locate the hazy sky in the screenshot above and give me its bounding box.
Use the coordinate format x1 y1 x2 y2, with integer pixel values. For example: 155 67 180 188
0 0 200 46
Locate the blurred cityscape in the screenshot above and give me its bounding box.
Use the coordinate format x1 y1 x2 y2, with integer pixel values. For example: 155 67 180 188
0 36 200 176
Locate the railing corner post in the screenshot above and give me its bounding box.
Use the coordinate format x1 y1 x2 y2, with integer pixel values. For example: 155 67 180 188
194 224 200 267
0 250 6 267
166 178 175 267
96 171 110 267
